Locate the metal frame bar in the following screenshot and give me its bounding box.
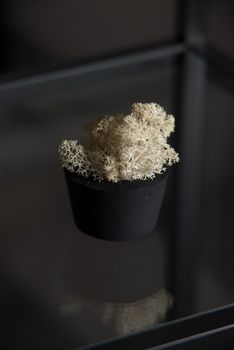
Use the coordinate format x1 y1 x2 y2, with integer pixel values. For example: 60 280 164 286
149 325 234 350
171 0 208 317
172 51 207 317
0 42 185 96
192 43 234 92
78 304 234 350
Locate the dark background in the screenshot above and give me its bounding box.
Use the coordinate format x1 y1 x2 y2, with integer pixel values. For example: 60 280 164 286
1 0 234 75
0 1 234 349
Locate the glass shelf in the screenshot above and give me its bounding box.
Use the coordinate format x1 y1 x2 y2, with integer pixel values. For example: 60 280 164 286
0 52 233 349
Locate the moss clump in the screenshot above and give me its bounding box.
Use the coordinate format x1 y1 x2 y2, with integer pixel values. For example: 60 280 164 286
58 102 179 182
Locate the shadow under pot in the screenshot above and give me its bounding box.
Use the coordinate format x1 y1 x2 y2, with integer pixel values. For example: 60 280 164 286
64 169 169 241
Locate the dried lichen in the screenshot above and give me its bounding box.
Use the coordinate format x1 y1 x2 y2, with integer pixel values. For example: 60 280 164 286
58 102 179 182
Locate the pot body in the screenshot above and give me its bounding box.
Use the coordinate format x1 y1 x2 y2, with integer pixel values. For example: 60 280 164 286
64 169 169 241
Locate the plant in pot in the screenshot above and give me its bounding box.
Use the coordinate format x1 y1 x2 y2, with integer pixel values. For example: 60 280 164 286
58 102 179 241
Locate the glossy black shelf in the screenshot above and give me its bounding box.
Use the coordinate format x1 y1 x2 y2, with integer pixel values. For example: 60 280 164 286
80 304 234 350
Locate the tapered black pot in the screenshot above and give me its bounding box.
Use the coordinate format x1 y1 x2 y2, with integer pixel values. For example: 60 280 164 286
64 169 169 241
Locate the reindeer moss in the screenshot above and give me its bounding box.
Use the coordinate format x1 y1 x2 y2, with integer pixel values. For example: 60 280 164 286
58 103 179 182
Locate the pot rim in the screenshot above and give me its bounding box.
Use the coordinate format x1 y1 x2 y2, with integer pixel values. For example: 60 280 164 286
64 167 170 193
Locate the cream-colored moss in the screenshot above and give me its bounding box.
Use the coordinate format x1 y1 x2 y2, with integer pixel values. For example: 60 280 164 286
58 102 179 182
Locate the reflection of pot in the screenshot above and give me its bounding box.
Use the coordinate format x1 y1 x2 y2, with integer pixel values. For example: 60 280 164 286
64 169 169 241
63 231 166 302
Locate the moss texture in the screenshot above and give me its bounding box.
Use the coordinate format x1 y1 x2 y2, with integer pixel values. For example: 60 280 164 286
58 102 179 182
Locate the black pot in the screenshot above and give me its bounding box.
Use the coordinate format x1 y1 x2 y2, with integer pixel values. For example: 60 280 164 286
64 169 169 241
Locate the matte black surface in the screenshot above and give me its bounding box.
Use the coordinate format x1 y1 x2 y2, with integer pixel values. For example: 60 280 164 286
64 169 169 241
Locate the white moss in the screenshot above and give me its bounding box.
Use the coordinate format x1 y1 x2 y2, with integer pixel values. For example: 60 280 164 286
58 102 179 182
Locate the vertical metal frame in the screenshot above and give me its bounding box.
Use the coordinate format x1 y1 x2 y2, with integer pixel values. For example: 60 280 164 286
172 0 208 317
